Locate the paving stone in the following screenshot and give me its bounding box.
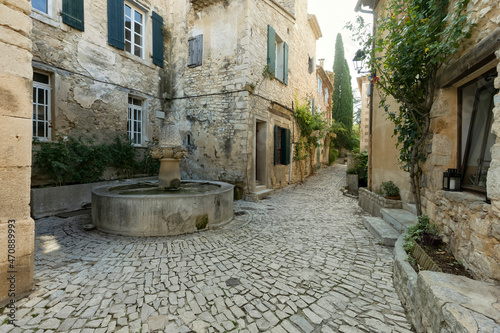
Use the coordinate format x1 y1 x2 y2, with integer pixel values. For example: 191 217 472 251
22 166 413 333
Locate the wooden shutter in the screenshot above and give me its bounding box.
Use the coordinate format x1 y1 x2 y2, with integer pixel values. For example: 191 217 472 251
267 25 276 75
62 0 84 31
188 38 195 66
282 128 291 165
152 11 164 67
196 34 203 66
108 0 125 50
273 125 278 165
283 42 289 85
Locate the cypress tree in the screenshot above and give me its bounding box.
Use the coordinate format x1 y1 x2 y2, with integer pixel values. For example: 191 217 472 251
331 33 354 150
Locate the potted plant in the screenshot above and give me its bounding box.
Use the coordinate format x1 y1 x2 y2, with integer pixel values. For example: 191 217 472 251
381 180 400 200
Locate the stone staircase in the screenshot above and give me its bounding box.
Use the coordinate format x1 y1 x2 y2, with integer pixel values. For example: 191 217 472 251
363 208 418 246
244 184 274 202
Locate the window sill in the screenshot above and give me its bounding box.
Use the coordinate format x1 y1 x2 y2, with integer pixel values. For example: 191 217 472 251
119 51 156 69
437 189 490 211
31 11 60 29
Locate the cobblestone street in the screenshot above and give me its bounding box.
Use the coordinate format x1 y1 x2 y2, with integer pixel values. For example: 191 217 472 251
1 165 414 333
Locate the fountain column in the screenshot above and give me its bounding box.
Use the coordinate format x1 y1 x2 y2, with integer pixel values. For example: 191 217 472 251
150 121 187 189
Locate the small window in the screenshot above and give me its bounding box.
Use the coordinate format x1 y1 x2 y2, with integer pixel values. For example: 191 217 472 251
33 72 51 140
32 0 49 14
460 72 498 192
125 3 144 58
267 25 288 84
325 88 329 103
308 56 314 74
128 96 143 145
188 35 203 67
318 77 322 94
274 126 291 165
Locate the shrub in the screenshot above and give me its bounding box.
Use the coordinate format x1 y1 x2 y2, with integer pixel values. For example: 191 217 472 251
34 136 110 186
329 147 339 165
109 136 138 178
381 180 400 197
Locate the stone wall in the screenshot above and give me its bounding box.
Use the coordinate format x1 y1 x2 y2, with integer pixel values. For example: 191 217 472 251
0 0 34 306
167 0 321 192
369 0 500 282
30 0 167 184
425 190 500 283
358 188 403 218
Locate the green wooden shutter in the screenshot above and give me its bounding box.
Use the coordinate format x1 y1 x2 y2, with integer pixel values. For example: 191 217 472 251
108 0 124 49
282 128 290 165
62 0 84 31
267 25 276 75
283 42 289 85
152 11 164 67
273 125 278 165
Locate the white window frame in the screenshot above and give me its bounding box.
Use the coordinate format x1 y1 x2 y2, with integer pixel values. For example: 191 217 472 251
124 3 145 58
32 0 52 16
33 72 51 141
128 96 144 146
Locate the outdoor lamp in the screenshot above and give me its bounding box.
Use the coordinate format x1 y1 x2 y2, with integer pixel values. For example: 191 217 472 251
442 171 449 190
443 168 461 191
353 49 366 74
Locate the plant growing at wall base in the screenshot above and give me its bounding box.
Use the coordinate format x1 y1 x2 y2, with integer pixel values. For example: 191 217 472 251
34 136 110 186
347 0 474 215
381 180 400 198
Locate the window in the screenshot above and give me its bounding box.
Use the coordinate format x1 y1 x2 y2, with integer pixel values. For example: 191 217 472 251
267 25 289 84
188 35 203 67
107 0 164 66
460 71 498 191
33 72 51 140
125 4 144 57
318 77 322 94
325 88 329 103
128 96 143 145
32 0 49 14
274 126 291 165
308 56 314 74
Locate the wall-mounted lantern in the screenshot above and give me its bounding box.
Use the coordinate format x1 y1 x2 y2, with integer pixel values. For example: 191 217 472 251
443 168 461 191
353 49 367 74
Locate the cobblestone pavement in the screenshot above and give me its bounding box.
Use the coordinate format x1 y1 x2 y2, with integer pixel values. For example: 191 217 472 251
1 165 414 333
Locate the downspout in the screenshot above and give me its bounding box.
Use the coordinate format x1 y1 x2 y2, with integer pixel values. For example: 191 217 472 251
289 101 294 184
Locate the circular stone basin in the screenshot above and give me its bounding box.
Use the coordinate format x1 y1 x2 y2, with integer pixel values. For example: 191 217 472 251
92 180 234 236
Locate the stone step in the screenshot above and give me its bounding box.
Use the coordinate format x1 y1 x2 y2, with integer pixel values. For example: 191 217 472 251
254 188 273 200
381 208 418 233
363 216 400 246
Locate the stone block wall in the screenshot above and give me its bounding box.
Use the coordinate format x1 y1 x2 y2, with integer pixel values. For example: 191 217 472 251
0 0 34 306
167 0 320 192
358 188 403 218
426 190 500 284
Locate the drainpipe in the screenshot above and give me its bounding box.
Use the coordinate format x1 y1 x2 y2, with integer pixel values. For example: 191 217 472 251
289 101 294 184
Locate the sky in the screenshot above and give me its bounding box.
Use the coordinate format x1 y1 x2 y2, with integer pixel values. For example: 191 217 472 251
307 0 372 94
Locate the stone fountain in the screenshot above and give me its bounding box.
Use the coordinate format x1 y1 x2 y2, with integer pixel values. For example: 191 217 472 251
91 122 234 236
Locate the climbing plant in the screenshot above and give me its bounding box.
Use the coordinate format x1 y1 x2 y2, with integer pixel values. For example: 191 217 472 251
347 0 473 215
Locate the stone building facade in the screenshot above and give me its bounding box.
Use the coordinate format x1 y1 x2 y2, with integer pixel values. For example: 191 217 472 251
315 61 333 165
358 0 500 283
167 0 324 194
0 0 34 306
30 0 169 184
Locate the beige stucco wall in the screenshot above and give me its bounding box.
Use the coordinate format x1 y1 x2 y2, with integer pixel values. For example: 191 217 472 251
0 0 34 306
370 0 500 282
30 0 167 184
167 0 321 192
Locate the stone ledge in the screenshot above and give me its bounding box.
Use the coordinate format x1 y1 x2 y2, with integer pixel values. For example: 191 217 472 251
358 187 402 217
393 235 500 333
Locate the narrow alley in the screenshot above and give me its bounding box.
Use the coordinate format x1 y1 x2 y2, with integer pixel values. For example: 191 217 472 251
1 165 413 333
